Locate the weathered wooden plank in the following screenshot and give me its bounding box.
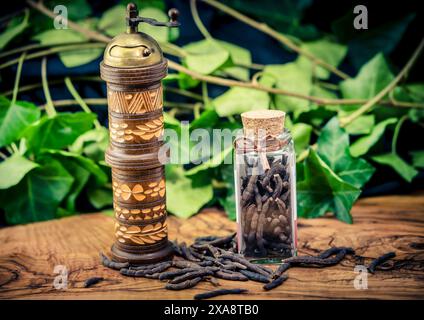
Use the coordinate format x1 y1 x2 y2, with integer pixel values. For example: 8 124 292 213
0 193 423 300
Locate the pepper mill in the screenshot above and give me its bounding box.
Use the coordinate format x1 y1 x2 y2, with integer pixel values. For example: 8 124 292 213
100 3 179 264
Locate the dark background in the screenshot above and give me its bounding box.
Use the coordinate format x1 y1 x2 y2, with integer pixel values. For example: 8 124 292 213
1 0 423 198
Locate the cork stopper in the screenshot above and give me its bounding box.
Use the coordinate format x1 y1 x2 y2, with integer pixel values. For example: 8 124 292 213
241 110 285 137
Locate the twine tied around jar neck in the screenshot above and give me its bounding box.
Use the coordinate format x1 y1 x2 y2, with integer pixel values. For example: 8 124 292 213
238 110 287 172
234 134 286 171
234 134 285 152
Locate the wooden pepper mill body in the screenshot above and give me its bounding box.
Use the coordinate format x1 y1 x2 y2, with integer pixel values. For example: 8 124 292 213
100 3 177 264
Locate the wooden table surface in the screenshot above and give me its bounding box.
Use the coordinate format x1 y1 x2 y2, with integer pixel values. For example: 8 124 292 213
0 193 423 300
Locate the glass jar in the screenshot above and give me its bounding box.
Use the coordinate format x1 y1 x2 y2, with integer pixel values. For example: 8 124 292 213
234 111 297 260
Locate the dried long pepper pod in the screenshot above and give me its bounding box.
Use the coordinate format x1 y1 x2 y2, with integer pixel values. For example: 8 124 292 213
239 270 270 283
263 275 288 291
195 235 220 243
100 252 129 270
146 261 173 274
180 242 201 262
214 270 249 281
219 254 271 277
317 247 355 259
283 249 351 267
171 241 183 256
172 260 202 269
274 262 291 277
169 269 214 284
84 277 104 288
194 288 248 300
214 233 237 247
129 261 173 272
198 260 215 267
165 277 202 290
368 252 396 274
158 268 201 280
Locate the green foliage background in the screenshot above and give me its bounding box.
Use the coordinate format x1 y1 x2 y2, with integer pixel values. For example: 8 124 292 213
0 0 423 225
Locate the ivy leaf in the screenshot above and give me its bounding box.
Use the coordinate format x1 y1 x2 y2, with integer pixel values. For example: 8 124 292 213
62 162 90 212
291 123 312 154
344 115 375 135
163 112 181 128
350 118 397 157
297 149 361 224
165 165 213 218
260 62 312 114
0 9 29 50
37 149 108 212
337 159 375 190
399 84 424 123
372 153 418 182
163 73 183 83
0 153 39 189
46 155 90 213
88 186 113 209
0 158 74 225
340 53 394 106
318 117 351 170
185 146 232 176
213 87 270 116
177 72 200 90
41 149 108 186
69 127 109 162
410 151 424 169
408 108 424 123
54 0 92 21
138 8 170 43
33 25 103 68
299 85 338 125
310 84 339 103
219 164 236 221
183 39 230 75
164 121 196 165
296 161 305 182
56 207 74 219
215 41 252 81
297 38 347 79
296 107 336 128
318 117 375 189
0 97 40 148
98 5 126 36
24 112 96 154
394 83 424 103
190 109 219 130
101 209 114 217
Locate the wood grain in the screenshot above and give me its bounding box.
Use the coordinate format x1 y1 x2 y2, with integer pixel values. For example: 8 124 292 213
0 193 423 300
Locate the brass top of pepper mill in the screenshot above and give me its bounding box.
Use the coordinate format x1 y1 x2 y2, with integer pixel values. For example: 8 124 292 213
102 3 179 68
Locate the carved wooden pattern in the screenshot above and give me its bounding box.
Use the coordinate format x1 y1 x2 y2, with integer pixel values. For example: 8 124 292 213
103 62 173 263
110 115 163 143
114 203 166 221
114 221 168 245
112 179 166 203
107 85 163 114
